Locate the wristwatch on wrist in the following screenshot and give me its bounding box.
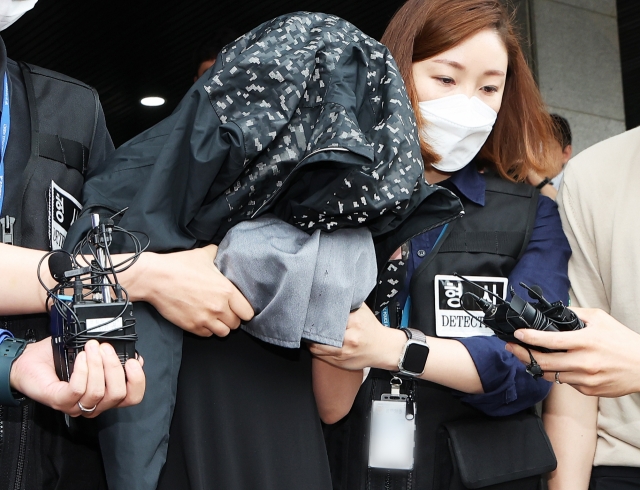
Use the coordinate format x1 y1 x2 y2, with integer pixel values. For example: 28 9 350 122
0 337 28 406
397 328 430 377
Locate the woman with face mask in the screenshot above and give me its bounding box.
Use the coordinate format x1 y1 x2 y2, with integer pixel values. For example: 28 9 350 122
312 1 570 489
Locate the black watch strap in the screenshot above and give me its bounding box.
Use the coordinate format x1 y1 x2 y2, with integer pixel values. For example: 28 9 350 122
536 177 551 189
0 338 28 406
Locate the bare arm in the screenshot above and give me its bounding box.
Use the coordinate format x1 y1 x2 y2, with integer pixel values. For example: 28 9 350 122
526 170 558 200
312 357 363 424
0 243 54 314
0 243 253 336
309 304 483 394
544 384 598 490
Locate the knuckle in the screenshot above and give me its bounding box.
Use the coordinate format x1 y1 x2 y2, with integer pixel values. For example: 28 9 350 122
69 386 85 399
211 303 229 317
218 282 234 298
88 388 106 402
346 336 361 350
584 364 599 376
194 312 211 326
111 386 127 403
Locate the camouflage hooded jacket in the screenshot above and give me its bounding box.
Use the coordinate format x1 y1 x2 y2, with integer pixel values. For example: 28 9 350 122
69 11 460 250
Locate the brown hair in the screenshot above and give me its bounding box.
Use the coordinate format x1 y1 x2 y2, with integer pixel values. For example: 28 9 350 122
381 0 555 182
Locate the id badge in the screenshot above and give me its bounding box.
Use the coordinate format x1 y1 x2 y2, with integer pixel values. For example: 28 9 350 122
434 274 507 338
368 379 416 470
48 180 82 250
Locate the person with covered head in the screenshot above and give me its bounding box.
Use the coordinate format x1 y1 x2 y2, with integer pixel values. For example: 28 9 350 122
312 1 571 489
61 11 460 490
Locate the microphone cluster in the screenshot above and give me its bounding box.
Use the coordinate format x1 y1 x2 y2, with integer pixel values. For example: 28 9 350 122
39 213 147 381
454 273 585 351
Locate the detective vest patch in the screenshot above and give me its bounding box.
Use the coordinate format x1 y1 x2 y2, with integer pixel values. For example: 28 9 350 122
434 274 507 338
48 180 81 250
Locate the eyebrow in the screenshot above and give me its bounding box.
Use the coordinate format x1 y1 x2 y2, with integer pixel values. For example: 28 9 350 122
431 58 505 77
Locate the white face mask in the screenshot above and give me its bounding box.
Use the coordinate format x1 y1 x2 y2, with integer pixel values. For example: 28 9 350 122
419 94 498 173
0 0 37 31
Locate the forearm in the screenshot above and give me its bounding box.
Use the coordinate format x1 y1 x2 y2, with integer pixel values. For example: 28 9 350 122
0 245 158 316
311 306 483 394
0 244 53 315
544 384 598 490
421 336 483 393
372 328 483 394
312 357 363 424
110 251 155 303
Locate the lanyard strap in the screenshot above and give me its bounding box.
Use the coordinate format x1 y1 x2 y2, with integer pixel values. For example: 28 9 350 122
0 72 10 216
381 223 450 328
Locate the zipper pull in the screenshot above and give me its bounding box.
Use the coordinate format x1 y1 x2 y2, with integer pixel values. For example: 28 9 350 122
405 380 416 420
405 392 415 420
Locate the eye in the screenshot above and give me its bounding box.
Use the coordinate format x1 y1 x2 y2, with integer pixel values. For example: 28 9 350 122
435 76 455 86
481 85 499 94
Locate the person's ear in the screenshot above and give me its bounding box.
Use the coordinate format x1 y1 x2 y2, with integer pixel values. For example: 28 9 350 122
562 144 573 163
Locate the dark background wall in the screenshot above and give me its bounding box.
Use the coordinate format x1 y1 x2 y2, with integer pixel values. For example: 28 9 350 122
4 0 639 147
4 0 405 146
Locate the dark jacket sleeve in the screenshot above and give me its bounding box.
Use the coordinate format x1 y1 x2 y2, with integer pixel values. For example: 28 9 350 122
69 84 246 252
85 97 115 179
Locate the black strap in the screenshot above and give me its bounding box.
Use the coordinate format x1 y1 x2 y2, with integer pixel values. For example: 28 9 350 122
437 231 526 258
14 62 42 246
38 133 88 174
535 177 551 190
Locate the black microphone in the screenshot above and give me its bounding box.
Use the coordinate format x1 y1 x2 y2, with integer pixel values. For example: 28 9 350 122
48 251 73 283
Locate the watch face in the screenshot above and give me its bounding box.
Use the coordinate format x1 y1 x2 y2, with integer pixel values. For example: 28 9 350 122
403 342 430 375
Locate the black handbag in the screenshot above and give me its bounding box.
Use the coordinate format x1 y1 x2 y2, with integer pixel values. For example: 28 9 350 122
439 412 556 489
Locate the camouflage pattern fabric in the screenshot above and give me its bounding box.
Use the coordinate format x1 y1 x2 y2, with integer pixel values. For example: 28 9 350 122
204 12 427 236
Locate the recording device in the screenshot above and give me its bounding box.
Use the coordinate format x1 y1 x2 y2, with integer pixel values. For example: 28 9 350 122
454 273 584 351
40 213 147 381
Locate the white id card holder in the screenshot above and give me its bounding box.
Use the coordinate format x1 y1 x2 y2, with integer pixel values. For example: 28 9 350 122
368 377 416 470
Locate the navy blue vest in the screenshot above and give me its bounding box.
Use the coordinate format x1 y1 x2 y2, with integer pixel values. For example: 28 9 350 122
325 174 547 490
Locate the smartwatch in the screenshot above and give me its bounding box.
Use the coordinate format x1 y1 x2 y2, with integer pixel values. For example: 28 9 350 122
397 328 430 377
0 337 28 406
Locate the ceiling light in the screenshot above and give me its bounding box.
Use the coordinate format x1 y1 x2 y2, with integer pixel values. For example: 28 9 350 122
140 96 165 107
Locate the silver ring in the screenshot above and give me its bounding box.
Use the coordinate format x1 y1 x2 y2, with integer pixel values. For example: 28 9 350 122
78 401 97 413
555 371 563 385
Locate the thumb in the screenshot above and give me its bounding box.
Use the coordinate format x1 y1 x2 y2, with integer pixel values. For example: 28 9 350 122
201 244 219 262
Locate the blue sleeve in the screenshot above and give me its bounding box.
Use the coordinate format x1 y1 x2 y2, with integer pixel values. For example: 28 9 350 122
453 196 570 416
509 195 571 303
455 336 551 416
0 329 14 344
